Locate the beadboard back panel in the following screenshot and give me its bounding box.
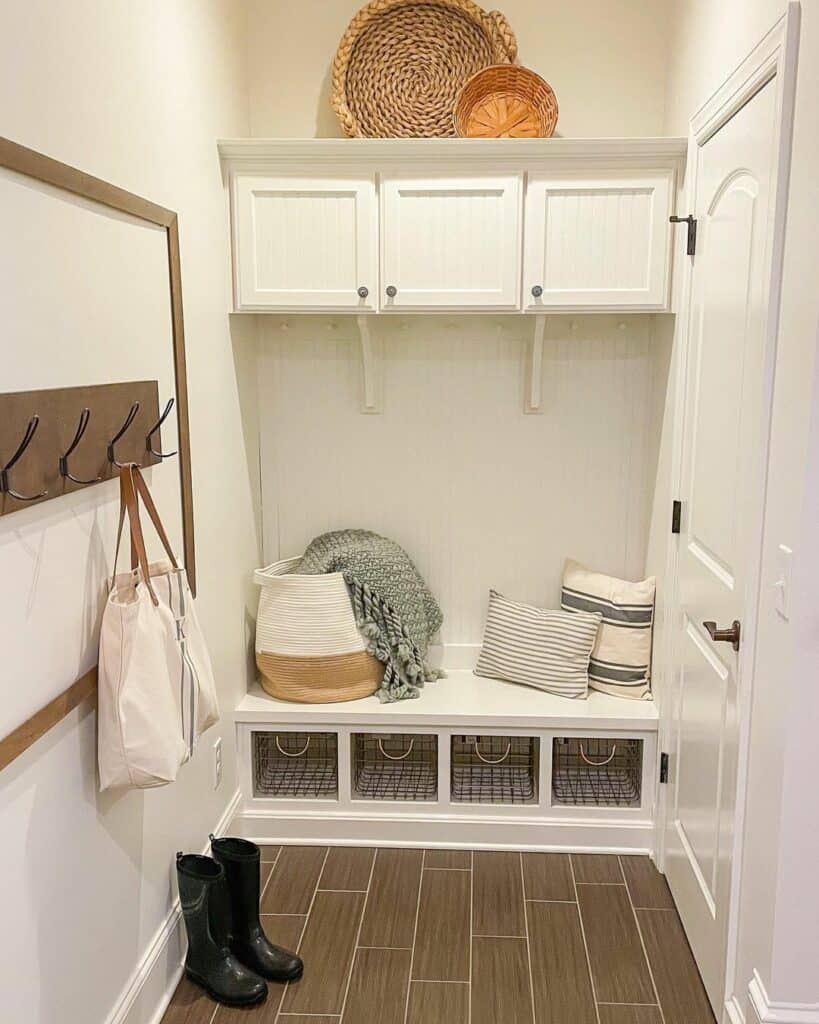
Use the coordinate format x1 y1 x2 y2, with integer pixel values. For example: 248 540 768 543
258 315 671 646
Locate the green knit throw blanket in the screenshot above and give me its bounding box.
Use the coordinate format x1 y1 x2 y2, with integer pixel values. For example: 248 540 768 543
295 530 444 702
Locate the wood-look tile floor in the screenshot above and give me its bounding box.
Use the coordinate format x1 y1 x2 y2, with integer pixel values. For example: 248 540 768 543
162 848 715 1024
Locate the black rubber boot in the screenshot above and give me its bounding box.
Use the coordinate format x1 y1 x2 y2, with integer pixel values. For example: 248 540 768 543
177 853 267 1007
209 835 304 982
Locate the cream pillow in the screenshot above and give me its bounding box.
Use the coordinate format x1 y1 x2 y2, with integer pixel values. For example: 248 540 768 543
561 560 655 700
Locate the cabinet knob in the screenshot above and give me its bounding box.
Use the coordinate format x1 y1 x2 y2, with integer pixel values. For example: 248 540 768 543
357 286 369 298
531 285 543 298
385 285 397 298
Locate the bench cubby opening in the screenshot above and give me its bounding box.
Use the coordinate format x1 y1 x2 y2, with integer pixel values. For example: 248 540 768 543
451 734 539 805
252 730 338 799
352 732 438 801
551 736 643 808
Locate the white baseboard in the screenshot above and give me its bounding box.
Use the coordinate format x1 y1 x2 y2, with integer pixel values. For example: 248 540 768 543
231 806 653 853
105 787 242 1024
748 971 819 1024
725 995 747 1024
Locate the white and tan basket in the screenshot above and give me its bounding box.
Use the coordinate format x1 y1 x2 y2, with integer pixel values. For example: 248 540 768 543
254 556 382 703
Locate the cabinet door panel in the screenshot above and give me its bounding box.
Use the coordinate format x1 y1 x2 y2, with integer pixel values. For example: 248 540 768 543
381 176 522 310
524 173 673 311
234 176 377 310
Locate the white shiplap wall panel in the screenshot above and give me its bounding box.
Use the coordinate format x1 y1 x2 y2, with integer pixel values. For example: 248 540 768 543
258 315 670 645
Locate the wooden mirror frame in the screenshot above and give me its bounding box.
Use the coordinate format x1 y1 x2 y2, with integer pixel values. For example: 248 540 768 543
0 136 197 771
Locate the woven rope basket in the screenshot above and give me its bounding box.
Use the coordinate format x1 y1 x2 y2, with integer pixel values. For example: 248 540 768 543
454 64 558 137
331 0 518 138
254 557 381 704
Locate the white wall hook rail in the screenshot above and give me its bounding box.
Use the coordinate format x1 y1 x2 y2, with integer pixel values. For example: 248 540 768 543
524 314 547 414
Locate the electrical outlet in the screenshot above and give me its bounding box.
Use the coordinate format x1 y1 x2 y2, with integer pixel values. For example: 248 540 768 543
213 737 223 790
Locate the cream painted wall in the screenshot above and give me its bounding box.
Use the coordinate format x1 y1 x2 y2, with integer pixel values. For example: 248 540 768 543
662 1 819 1017
664 0 787 132
245 0 671 137
0 3 260 1023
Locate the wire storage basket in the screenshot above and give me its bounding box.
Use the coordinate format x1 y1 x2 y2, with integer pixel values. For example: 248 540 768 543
451 735 538 804
552 737 643 808
253 732 339 799
353 733 437 800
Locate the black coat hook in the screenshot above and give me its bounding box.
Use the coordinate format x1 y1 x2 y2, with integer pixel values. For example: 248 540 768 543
1 415 48 502
146 398 177 460
59 408 101 485
107 402 140 469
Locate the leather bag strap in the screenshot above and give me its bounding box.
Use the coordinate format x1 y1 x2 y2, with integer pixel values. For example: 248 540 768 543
122 464 159 605
129 464 179 570
112 470 141 582
111 464 180 606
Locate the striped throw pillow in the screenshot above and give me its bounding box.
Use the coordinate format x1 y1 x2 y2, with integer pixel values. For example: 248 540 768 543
561 560 655 700
475 590 601 699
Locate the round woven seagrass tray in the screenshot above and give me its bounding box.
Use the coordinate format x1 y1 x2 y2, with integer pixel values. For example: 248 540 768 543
331 0 518 138
454 64 558 137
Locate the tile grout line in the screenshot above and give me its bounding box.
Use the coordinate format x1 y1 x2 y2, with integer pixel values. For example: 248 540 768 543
336 847 378 1023
211 846 284 1024
411 978 470 985
570 855 602 1024
357 945 412 951
423 866 471 871
468 849 474 1024
402 849 426 1024
275 846 330 1024
618 856 667 1024
520 853 538 1024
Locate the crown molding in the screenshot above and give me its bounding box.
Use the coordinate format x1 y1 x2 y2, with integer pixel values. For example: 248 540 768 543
217 136 687 172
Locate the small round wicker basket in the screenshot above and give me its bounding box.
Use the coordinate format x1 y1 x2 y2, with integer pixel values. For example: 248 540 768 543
454 64 558 138
331 0 518 138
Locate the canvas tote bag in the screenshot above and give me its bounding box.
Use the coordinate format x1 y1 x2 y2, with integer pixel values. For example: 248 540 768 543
98 464 219 791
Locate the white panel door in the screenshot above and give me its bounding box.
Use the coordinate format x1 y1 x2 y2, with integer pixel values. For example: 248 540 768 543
524 171 672 310
234 175 377 311
381 175 522 310
665 78 779 1013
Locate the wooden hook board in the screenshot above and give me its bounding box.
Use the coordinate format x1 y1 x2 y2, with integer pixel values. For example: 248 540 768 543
0 381 164 516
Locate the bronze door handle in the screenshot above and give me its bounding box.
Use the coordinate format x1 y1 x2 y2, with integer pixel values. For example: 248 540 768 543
703 619 741 652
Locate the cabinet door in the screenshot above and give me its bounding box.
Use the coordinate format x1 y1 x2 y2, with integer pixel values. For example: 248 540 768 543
523 172 673 311
381 176 522 310
234 176 377 311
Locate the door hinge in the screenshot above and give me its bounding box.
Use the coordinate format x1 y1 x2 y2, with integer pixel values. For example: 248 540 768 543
671 499 682 534
670 214 697 256
660 752 670 784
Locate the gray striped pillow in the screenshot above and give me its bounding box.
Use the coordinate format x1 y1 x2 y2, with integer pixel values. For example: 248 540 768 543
475 590 601 699
561 560 655 700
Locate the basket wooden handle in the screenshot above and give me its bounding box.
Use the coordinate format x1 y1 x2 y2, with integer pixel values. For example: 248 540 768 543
473 740 511 765
378 738 415 760
275 736 311 758
579 743 617 767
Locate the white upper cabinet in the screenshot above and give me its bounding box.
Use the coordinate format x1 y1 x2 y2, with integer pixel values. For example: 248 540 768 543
523 171 674 311
380 175 522 310
220 140 685 315
233 175 377 311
